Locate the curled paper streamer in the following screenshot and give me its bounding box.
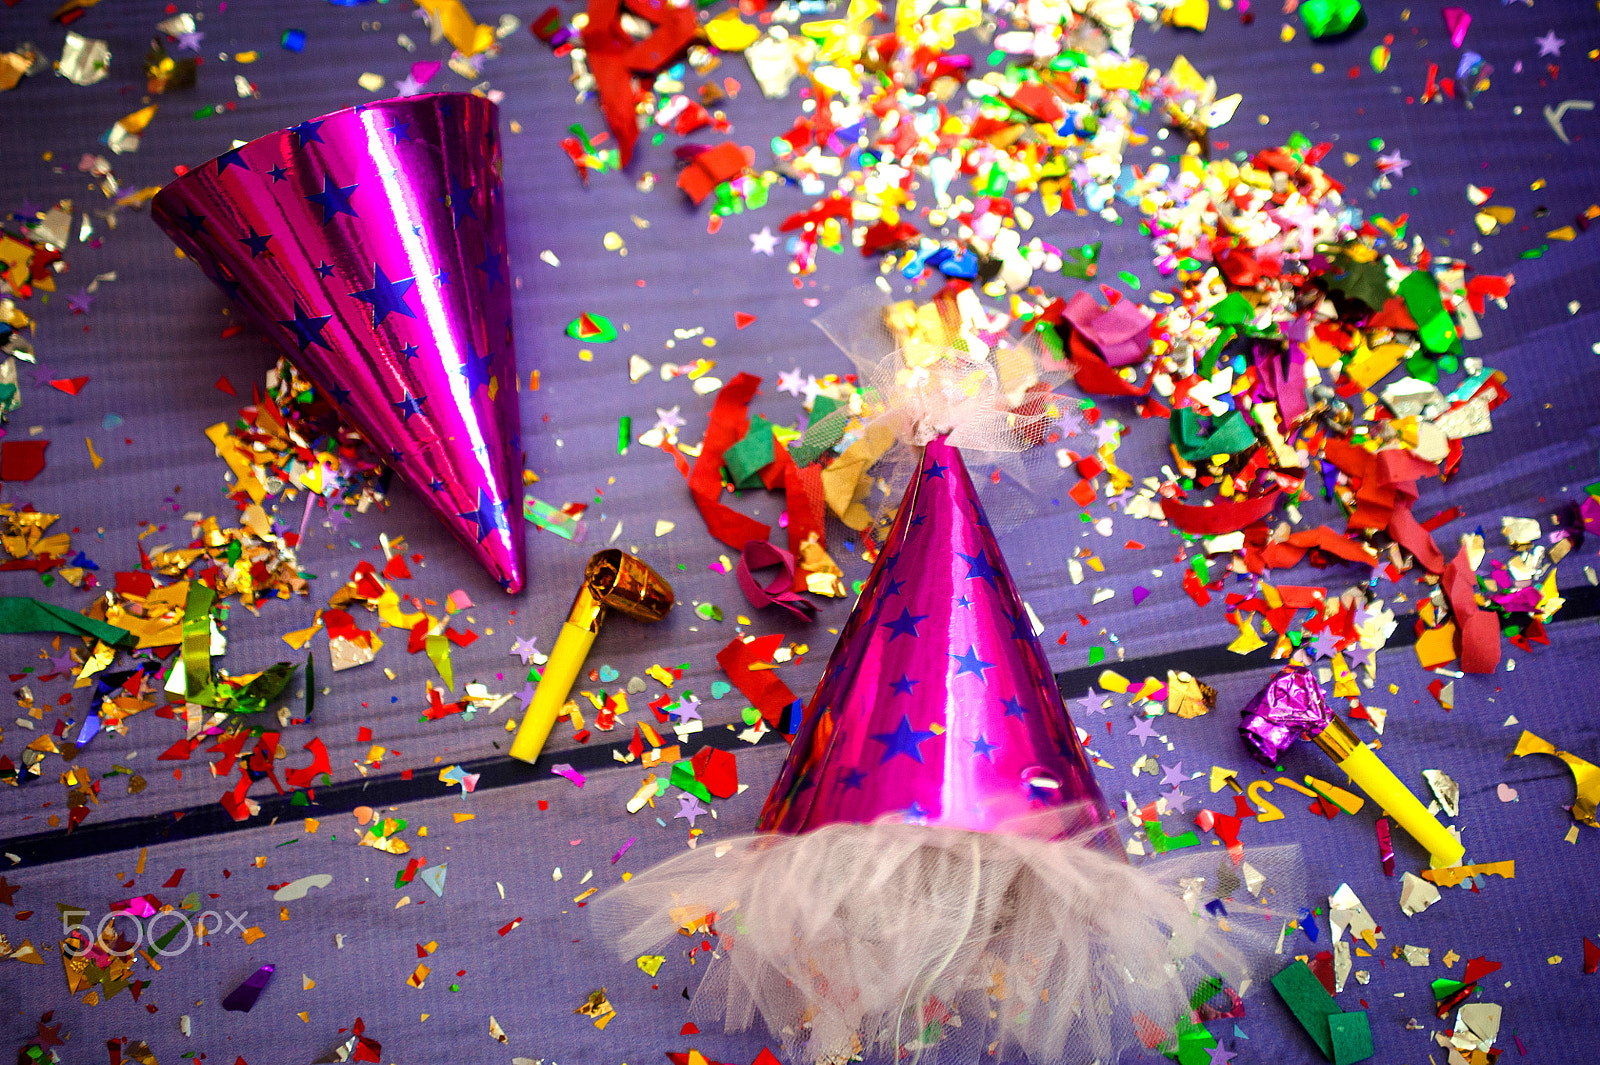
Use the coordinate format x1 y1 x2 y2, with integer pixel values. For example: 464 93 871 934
1512 729 1599 827
1163 489 1283 537
736 541 816 621
1443 544 1501 674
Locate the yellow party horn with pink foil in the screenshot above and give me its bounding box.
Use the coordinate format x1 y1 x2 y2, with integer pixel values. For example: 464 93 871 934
1240 666 1464 869
510 550 674 765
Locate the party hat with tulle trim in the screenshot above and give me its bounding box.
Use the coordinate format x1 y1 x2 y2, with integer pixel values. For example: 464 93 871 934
759 434 1109 839
152 92 525 592
599 341 1301 1065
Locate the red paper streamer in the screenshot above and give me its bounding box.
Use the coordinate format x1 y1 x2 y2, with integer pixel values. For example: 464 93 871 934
736 540 815 621
582 0 697 167
688 372 771 550
715 633 797 727
1442 543 1501 674
1163 488 1282 536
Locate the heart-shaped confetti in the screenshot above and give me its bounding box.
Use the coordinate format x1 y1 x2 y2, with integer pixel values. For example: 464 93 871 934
627 675 647 693
711 681 731 699
1497 783 1519 802
598 665 619 683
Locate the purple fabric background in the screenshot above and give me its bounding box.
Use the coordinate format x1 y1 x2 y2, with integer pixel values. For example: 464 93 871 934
0 0 1597 1061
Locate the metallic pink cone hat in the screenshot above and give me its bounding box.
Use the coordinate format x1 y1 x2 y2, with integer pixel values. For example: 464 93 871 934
152 92 526 593
759 435 1111 839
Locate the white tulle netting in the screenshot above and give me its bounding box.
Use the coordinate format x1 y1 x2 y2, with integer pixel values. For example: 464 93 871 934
596 809 1304 1065
807 285 1087 537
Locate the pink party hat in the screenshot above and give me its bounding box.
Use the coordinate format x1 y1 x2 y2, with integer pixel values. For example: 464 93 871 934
152 93 525 592
601 340 1298 1065
760 434 1110 839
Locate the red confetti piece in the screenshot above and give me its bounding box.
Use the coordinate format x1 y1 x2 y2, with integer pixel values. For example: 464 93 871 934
0 440 49 482
716 633 797 727
48 376 89 395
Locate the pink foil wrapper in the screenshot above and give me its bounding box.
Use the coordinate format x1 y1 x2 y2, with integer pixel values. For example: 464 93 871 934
758 436 1111 841
1238 666 1333 763
151 93 526 592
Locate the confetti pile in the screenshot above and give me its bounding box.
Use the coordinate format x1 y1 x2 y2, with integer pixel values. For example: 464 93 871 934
0 0 1598 1061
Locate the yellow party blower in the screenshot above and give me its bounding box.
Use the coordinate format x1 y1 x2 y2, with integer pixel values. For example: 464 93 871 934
510 550 675 765
1240 666 1464 869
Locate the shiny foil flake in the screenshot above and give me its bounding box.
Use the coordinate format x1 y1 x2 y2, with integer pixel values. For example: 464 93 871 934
221 964 275 1012
151 93 526 592
1328 883 1384 947
575 988 616 1029
1423 769 1460 818
57 31 110 85
1167 670 1217 719
1399 872 1442 916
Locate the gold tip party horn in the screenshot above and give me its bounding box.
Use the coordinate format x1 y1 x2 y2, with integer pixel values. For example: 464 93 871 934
510 550 675 765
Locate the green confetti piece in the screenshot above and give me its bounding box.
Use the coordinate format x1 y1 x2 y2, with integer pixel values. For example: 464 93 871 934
1087 646 1105 665
722 416 776 488
524 496 583 540
1116 270 1141 290
1328 1012 1374 1065
670 759 712 802
618 415 631 455
564 313 618 342
1397 270 1458 355
1146 818 1201 853
1171 408 1257 462
1272 960 1340 1059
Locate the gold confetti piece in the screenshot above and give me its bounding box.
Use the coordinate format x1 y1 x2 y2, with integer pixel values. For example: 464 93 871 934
303 974 315 990
1419 860 1515 887
1549 956 1563 965
396 896 411 909
637 955 666 976
240 926 265 945
453 812 475 823
574 887 598 903
1305 775 1366 815
1228 613 1267 655
357 72 385 92
136 847 147 875
408 963 430 989
1513 729 1599 826
575 988 616 1029
279 907 290 921
86 437 102 469
298 1011 310 1023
